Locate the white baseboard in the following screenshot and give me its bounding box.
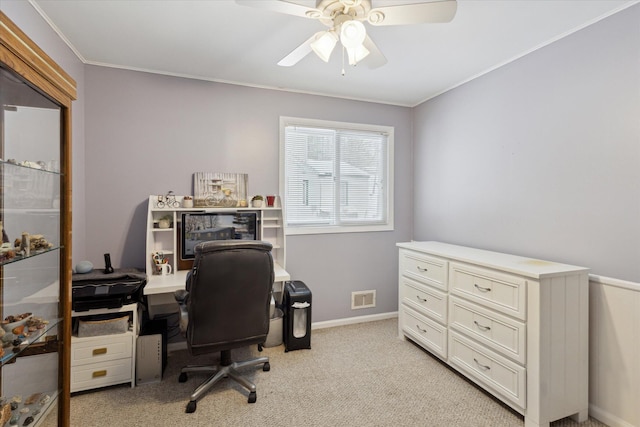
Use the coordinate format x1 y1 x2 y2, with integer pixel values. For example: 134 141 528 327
589 404 636 427
167 312 399 353
311 311 398 330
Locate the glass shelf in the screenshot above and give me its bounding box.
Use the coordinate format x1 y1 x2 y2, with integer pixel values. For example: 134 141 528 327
0 159 62 175
0 317 61 367
0 247 61 267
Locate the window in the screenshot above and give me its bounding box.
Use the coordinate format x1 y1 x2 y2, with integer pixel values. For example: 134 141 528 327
280 117 394 235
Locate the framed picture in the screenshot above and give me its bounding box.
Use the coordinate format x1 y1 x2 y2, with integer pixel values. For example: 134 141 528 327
193 172 248 208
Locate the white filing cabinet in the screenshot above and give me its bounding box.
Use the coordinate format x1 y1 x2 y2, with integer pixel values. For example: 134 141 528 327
397 242 589 427
71 304 139 393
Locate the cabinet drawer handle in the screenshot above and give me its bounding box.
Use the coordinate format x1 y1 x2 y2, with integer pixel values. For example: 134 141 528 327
474 321 491 331
416 295 427 302
474 284 491 292
93 348 107 356
416 324 427 333
92 370 107 378
416 266 428 272
473 358 491 371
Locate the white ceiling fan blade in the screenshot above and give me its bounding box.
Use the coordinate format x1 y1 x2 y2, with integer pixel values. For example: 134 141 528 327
367 0 457 26
235 0 321 19
277 33 320 67
362 35 387 69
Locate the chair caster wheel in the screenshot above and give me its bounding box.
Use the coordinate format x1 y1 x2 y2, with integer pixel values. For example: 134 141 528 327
186 401 196 413
258 344 263 352
248 392 257 404
178 372 188 383
263 362 270 372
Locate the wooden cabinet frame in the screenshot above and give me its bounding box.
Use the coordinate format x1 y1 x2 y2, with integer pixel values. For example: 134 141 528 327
0 11 76 426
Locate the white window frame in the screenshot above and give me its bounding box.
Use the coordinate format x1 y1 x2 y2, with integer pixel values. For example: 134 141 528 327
279 116 394 235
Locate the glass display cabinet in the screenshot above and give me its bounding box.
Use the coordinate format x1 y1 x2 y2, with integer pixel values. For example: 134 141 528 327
0 12 76 426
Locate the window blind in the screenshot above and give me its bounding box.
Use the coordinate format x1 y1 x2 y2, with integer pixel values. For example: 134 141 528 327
283 124 388 230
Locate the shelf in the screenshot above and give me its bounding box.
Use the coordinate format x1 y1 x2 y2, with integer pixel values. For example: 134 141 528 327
0 159 62 175
1 388 59 427
152 207 280 213
151 250 174 256
0 246 61 267
0 317 62 367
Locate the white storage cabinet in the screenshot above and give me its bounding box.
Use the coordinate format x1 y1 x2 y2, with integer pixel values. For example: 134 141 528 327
70 304 139 392
397 241 589 427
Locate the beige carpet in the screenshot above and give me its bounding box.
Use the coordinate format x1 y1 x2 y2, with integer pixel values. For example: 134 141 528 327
47 319 607 427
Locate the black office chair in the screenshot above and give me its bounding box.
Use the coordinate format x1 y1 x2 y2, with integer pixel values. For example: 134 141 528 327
175 240 274 413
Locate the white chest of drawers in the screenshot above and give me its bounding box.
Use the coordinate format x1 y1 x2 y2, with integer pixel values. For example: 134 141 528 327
71 304 139 393
397 242 589 427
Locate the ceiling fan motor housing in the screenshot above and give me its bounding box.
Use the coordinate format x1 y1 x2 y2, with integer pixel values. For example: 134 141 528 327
316 0 372 26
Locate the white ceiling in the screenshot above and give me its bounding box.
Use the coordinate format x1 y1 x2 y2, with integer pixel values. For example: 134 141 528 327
32 0 636 107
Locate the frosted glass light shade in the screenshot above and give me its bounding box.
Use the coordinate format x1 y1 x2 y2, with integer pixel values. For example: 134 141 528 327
340 20 366 48
346 44 370 65
311 31 338 62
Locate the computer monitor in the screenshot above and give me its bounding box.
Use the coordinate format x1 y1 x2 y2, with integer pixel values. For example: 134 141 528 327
180 211 258 260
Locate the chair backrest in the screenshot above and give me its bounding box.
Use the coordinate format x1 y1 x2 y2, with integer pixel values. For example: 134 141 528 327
185 240 274 355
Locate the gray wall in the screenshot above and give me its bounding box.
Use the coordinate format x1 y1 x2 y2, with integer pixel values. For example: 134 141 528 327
6 1 638 324
84 66 413 322
2 1 87 267
412 5 640 282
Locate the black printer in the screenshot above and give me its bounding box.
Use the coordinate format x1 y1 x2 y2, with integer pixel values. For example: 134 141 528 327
72 268 147 312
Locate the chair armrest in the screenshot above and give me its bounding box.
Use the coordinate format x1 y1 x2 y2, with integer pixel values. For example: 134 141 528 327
174 290 189 334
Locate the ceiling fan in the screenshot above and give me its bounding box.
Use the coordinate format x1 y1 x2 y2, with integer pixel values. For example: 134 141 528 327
236 0 457 70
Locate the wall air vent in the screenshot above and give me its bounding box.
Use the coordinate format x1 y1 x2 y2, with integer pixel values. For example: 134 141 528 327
351 290 376 309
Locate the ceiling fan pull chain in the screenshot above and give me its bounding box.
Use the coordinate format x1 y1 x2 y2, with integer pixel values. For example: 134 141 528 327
341 46 346 77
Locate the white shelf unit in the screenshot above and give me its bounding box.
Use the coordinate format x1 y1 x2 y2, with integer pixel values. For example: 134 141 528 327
397 241 590 427
70 303 139 393
144 196 289 316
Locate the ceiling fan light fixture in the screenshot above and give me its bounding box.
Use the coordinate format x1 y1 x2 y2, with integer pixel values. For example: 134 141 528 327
340 20 366 49
346 44 370 65
310 30 339 62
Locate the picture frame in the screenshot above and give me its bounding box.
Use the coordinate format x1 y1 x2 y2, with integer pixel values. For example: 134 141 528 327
193 172 248 208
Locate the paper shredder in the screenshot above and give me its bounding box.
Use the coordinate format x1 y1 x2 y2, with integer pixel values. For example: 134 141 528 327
283 280 311 352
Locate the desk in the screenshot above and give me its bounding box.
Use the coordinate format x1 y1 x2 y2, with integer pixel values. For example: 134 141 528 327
144 197 290 319
143 261 290 318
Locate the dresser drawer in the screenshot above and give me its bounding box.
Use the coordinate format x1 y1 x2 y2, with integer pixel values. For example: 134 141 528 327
400 305 447 359
449 296 526 364
400 249 448 291
449 263 526 320
400 276 447 325
449 331 526 410
72 333 134 366
71 358 133 393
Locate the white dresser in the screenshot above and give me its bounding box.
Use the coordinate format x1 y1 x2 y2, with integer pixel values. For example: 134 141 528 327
71 304 139 392
397 242 589 427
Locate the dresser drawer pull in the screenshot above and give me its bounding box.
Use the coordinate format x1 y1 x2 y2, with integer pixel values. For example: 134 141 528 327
92 370 107 378
474 284 491 292
473 321 491 331
416 266 429 272
92 348 107 356
416 295 427 302
473 358 491 371
416 325 427 333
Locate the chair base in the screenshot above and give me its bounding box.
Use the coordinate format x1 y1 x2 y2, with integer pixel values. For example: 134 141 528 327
179 350 270 413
